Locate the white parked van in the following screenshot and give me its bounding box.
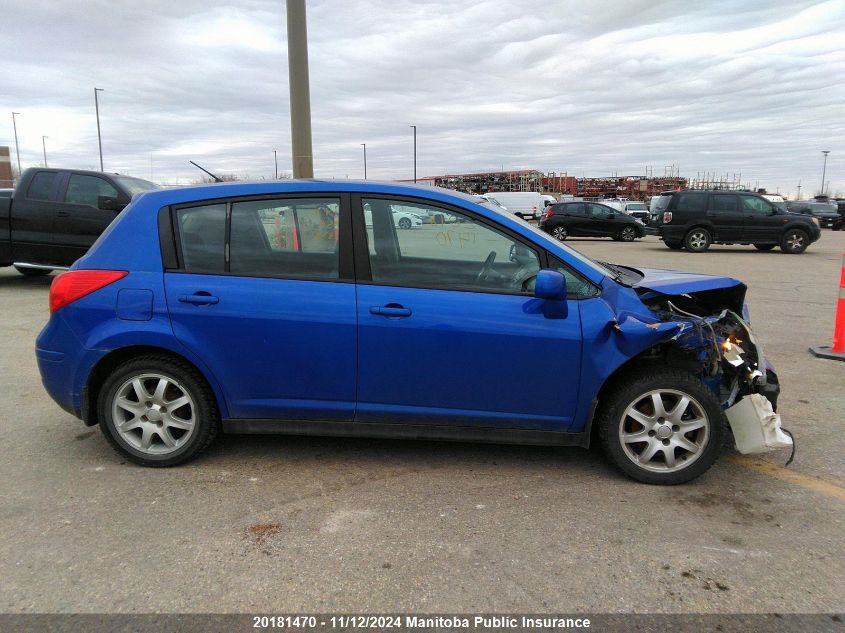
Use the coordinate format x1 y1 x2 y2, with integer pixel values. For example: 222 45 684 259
482 192 547 220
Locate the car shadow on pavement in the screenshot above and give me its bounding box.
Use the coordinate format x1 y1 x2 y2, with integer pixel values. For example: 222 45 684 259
0 272 55 287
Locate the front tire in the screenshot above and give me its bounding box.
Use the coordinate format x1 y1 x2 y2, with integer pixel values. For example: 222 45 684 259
98 355 219 467
619 226 637 242
597 368 726 485
684 228 711 252
14 266 51 277
550 225 568 241
780 229 809 254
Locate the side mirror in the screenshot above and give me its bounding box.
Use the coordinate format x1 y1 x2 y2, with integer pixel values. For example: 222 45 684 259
534 269 567 301
97 196 126 212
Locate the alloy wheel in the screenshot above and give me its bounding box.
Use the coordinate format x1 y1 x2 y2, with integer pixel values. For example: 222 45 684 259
620 227 636 241
618 389 710 473
552 226 568 241
111 373 196 455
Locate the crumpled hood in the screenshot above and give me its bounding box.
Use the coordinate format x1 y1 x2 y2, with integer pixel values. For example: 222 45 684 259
632 267 744 295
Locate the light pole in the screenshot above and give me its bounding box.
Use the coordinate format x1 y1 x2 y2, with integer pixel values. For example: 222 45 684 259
820 150 830 196
410 125 416 182
11 112 21 176
286 0 314 178
361 143 367 179
274 149 278 179
94 88 104 171
42 135 48 167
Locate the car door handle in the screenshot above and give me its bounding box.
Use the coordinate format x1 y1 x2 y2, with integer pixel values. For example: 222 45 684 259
179 293 219 305
369 304 411 317
56 211 70 217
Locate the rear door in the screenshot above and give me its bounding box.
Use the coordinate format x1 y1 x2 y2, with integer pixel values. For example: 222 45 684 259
164 194 357 421
706 193 743 241
51 173 126 265
353 195 583 430
9 170 61 264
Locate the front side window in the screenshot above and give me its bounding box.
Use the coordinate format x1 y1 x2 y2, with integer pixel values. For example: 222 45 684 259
740 195 773 215
26 172 56 201
230 198 339 279
362 198 539 294
65 175 119 207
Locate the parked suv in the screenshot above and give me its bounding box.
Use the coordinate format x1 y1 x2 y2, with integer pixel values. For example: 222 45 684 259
785 200 843 230
539 201 644 242
37 181 788 484
656 190 821 253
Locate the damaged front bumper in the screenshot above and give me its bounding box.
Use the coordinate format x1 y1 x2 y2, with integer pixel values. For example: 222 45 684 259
632 283 792 456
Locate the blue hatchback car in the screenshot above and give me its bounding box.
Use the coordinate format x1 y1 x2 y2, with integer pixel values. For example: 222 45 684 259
36 181 782 484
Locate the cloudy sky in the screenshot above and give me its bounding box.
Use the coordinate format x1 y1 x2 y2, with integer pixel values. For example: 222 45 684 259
1 0 843 196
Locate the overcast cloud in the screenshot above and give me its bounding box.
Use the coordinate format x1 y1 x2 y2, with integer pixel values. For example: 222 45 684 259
1 0 843 196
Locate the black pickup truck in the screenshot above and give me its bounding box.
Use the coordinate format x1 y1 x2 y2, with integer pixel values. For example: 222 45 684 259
0 168 158 276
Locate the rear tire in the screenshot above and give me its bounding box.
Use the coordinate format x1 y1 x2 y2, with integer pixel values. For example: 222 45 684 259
753 244 776 251
597 368 726 485
780 229 809 254
684 228 711 252
14 266 51 277
98 355 219 467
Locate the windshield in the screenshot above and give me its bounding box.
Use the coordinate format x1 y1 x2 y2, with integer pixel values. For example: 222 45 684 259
115 176 159 195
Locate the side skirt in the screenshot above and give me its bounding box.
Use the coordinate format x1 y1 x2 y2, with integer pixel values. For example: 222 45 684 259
222 418 590 448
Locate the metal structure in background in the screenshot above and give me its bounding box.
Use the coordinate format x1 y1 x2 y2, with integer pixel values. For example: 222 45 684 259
94 88 104 171
410 125 417 182
820 150 830 196
361 143 367 179
274 149 278 179
11 112 21 176
286 0 313 179
42 136 48 168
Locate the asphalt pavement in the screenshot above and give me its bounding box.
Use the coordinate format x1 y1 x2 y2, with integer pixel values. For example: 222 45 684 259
0 233 843 614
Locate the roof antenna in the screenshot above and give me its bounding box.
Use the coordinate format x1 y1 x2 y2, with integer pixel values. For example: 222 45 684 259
189 160 223 183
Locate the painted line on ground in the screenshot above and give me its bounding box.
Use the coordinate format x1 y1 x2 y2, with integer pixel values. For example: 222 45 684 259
728 455 845 502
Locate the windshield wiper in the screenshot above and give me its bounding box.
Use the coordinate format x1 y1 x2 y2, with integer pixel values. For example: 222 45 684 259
596 261 624 282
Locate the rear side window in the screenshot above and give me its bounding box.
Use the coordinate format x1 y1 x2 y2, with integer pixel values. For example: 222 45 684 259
229 198 339 279
177 204 226 273
673 193 707 212
26 172 56 201
709 194 739 212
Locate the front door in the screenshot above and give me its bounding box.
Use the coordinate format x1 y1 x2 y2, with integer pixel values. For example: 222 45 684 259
353 196 583 431
739 194 782 242
51 173 125 265
164 195 357 421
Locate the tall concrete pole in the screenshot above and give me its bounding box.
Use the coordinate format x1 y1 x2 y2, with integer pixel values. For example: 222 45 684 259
286 0 313 179
820 150 830 196
361 143 367 179
94 88 104 171
42 136 48 167
11 112 21 176
410 125 416 182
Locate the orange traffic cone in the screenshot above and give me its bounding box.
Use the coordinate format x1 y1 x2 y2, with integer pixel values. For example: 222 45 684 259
809 252 845 361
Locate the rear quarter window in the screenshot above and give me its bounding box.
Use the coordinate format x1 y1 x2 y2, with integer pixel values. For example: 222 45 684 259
673 193 707 213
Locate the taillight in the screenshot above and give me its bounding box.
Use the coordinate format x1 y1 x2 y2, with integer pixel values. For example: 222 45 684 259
663 211 673 224
49 270 128 313
544 208 554 221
